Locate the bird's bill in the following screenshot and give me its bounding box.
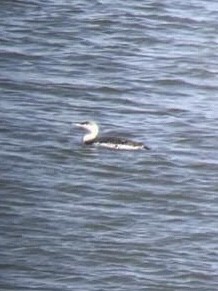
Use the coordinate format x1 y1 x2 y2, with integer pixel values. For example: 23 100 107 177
75 123 83 127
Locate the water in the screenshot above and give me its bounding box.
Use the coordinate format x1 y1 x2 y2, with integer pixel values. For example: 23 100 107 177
1 0 218 290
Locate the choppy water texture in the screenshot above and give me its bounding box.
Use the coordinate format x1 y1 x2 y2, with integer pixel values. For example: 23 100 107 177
1 0 218 290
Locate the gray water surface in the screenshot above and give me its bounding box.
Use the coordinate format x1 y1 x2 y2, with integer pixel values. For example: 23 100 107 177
1 1 218 290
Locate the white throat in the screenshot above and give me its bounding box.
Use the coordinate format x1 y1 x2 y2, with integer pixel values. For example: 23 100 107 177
83 124 99 143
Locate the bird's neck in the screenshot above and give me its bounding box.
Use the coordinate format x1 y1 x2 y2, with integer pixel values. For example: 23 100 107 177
83 127 99 143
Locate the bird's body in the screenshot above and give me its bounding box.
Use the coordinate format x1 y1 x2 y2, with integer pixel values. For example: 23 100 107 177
75 121 149 150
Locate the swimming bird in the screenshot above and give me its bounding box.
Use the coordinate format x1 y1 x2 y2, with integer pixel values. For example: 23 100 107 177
75 121 149 150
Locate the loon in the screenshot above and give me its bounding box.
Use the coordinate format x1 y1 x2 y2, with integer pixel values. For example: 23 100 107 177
75 121 149 150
